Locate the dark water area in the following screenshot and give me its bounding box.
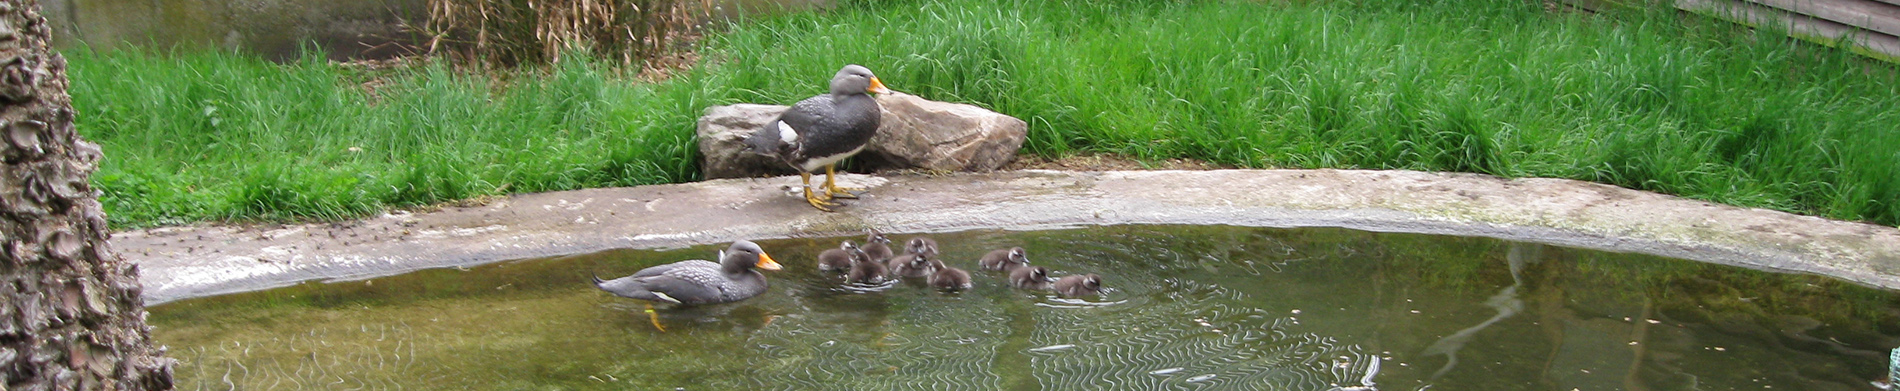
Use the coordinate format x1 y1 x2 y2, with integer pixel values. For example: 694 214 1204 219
150 225 1900 390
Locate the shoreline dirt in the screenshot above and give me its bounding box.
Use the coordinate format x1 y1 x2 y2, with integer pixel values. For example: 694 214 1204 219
117 169 1900 305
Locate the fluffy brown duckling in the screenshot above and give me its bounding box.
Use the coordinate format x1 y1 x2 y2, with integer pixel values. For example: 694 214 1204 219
979 247 1029 271
887 252 940 278
929 265 972 290
846 249 888 284
904 236 939 258
817 241 862 272
1009 266 1056 290
1053 273 1103 297
861 230 895 263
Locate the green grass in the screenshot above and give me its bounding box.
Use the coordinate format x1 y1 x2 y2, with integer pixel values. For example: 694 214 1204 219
71 50 706 226
70 0 1900 228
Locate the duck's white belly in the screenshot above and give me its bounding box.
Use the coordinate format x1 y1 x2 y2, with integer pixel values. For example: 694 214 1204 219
799 144 866 173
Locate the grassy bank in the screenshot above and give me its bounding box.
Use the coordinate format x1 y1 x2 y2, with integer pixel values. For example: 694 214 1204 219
71 0 1900 228
70 50 708 226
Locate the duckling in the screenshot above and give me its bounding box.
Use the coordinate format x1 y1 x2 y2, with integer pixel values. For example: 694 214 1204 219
904 236 939 258
861 229 895 263
816 241 862 272
979 247 1029 271
1009 266 1056 290
929 265 973 290
888 252 940 278
846 248 888 284
1053 273 1103 297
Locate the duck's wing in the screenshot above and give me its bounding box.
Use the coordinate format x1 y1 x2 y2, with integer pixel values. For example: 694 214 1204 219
595 260 723 303
631 260 719 278
745 95 834 159
635 266 731 305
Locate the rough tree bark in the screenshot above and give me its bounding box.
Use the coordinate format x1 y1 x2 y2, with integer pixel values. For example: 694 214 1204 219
1 1 175 390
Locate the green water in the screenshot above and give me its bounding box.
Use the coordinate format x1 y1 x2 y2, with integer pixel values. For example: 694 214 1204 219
150 225 1900 390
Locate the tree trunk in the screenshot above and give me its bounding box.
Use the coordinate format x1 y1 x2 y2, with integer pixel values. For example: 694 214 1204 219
1 1 175 390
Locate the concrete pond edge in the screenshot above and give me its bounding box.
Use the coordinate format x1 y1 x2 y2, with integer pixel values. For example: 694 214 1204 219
114 169 1900 305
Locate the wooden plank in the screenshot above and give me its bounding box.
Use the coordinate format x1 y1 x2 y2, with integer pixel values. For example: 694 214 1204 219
1740 0 1900 37
1679 0 1900 61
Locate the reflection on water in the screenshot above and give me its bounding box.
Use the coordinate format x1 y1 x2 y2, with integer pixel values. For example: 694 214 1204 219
150 225 1900 390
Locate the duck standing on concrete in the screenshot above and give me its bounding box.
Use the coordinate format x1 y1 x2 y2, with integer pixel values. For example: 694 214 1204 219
594 240 781 331
979 247 1029 271
745 64 891 212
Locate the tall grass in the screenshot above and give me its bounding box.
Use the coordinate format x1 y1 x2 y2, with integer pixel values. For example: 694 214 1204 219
707 0 1900 225
70 49 702 227
70 0 1900 228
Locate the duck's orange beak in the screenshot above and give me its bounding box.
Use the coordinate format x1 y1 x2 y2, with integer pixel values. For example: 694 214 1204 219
868 77 891 95
756 252 783 271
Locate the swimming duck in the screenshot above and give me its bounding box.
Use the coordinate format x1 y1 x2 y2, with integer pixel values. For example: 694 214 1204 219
904 236 940 258
1053 273 1103 297
817 241 862 272
888 253 940 278
594 240 781 331
861 229 895 263
1009 266 1056 290
745 64 891 212
595 240 780 305
930 265 973 290
979 247 1029 271
846 249 889 284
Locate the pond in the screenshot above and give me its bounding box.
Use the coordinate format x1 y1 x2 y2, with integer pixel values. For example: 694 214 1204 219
149 225 1900 390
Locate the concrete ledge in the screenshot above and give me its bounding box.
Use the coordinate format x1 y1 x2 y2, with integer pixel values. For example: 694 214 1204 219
114 169 1900 305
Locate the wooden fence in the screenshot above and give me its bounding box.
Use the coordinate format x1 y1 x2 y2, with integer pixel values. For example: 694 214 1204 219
1564 0 1900 62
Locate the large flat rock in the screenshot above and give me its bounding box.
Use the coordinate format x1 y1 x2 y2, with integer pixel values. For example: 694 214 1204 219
115 169 1900 305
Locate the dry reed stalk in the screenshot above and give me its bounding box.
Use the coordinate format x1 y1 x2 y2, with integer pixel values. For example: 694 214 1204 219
414 0 703 67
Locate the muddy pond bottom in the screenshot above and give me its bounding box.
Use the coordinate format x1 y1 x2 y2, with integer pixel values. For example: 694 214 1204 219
150 225 1900 390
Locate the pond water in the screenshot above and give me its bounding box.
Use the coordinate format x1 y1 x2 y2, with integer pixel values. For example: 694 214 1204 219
150 225 1900 390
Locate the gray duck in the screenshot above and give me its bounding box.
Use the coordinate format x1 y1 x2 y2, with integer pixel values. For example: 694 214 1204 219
744 64 891 212
594 240 780 305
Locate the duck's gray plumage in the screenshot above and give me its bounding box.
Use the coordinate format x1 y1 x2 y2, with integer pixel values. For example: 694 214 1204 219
595 240 778 305
745 65 885 173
